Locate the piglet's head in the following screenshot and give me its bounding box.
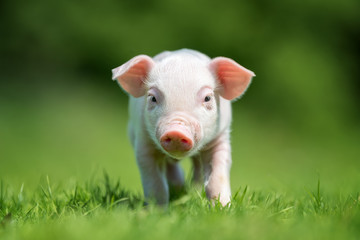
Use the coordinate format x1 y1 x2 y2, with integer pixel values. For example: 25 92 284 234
112 52 254 159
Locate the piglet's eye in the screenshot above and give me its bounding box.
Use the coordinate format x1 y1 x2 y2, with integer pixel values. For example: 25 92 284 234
204 96 211 102
150 96 157 103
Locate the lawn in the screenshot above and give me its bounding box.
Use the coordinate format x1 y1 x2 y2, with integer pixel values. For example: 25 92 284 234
0 174 359 240
1 79 359 239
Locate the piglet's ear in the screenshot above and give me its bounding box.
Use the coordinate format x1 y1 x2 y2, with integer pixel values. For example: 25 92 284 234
112 55 155 98
209 57 255 100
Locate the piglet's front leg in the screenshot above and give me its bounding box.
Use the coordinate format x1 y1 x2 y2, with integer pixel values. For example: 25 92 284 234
135 144 169 205
202 133 232 206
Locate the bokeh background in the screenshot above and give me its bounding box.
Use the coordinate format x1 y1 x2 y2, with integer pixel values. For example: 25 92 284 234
1 0 359 194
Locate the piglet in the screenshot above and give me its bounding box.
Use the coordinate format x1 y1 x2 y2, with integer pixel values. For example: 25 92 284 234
112 49 254 206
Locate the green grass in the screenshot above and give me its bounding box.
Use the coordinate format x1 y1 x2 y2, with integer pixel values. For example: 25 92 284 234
1 79 360 239
0 173 359 240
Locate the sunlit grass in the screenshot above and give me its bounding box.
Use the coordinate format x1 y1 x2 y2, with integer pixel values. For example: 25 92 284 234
0 173 359 240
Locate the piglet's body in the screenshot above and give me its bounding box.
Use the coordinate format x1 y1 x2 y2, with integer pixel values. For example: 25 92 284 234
112 49 254 206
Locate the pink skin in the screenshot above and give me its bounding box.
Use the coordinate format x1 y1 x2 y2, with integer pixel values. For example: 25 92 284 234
112 49 255 206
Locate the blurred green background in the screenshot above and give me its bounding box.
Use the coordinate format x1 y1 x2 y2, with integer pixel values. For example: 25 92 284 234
1 0 359 194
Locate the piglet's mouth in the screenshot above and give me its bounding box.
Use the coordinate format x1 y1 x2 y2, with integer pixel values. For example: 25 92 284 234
159 124 194 158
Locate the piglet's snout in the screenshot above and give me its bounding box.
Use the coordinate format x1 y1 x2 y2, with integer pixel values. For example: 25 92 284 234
160 126 194 153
